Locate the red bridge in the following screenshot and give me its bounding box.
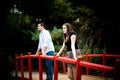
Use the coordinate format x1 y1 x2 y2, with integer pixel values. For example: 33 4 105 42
15 52 120 80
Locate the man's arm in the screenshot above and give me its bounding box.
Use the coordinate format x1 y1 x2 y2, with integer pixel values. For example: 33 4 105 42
35 48 41 55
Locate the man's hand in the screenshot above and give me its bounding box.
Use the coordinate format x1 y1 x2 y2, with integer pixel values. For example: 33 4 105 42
35 52 41 56
42 52 46 56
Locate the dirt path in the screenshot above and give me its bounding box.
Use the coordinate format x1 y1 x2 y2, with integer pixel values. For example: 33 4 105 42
13 71 112 80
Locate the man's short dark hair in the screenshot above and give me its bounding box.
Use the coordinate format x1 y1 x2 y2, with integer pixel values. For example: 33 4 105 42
40 22 45 26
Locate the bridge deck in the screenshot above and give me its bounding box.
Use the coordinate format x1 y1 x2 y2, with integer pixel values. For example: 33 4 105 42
12 71 112 80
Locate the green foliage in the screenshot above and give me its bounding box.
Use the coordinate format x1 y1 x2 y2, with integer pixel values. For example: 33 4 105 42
50 26 63 41
31 29 39 41
6 13 36 33
71 6 106 54
8 1 106 55
5 13 37 53
49 0 75 22
23 15 32 24
48 2 107 54
0 51 14 79
50 26 63 52
82 44 92 54
6 14 20 30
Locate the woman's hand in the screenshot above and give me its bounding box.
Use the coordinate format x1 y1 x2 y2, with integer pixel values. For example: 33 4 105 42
73 55 77 60
56 53 60 57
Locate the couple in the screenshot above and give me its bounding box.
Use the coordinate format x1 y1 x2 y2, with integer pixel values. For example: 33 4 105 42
35 22 81 80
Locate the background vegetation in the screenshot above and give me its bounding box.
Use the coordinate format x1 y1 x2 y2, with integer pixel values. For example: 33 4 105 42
0 0 118 79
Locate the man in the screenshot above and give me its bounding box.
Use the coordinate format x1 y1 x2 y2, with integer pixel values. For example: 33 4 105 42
35 22 55 80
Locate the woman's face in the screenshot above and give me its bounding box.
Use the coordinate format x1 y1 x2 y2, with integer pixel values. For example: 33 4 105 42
62 25 67 34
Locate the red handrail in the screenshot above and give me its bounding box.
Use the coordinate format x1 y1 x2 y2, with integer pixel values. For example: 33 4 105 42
28 52 32 80
20 54 24 80
15 52 120 80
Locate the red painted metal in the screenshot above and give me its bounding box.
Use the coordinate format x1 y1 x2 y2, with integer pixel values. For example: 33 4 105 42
81 53 120 77
113 59 120 80
76 57 82 80
38 53 43 80
62 61 66 74
54 55 58 80
86 53 89 75
82 53 120 59
20 54 24 80
103 52 106 65
28 52 32 80
80 61 114 72
15 53 120 80
82 54 103 57
41 54 54 60
57 56 76 64
102 52 106 77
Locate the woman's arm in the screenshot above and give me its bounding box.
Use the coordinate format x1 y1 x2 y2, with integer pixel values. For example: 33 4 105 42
71 34 77 59
56 43 66 56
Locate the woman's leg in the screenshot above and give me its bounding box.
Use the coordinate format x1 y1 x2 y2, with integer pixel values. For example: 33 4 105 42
72 66 76 80
68 65 74 80
68 65 76 80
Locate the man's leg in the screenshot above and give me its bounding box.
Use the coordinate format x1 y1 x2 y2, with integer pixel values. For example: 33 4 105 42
46 51 54 80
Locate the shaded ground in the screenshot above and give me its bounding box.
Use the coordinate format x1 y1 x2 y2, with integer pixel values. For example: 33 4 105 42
12 71 113 80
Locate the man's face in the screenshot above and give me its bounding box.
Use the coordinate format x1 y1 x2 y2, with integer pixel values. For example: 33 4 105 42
37 24 43 31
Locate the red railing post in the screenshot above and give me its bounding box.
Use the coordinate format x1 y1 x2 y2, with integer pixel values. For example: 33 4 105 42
20 54 24 80
102 52 106 77
54 55 58 80
113 59 120 80
62 54 66 74
28 52 32 80
86 53 89 75
15 54 18 79
76 56 82 80
38 52 43 80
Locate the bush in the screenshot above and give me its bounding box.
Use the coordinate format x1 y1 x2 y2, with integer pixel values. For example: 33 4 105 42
0 51 14 80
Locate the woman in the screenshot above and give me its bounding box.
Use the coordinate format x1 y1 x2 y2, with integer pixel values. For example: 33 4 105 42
56 23 81 80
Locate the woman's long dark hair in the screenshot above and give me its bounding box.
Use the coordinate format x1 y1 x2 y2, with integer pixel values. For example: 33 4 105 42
63 23 74 43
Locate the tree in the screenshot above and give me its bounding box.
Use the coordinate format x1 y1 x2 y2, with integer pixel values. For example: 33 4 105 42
48 0 75 26
71 6 106 53
5 12 37 54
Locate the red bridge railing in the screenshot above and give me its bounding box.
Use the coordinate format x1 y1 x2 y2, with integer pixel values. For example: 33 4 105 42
15 52 120 80
81 52 120 77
